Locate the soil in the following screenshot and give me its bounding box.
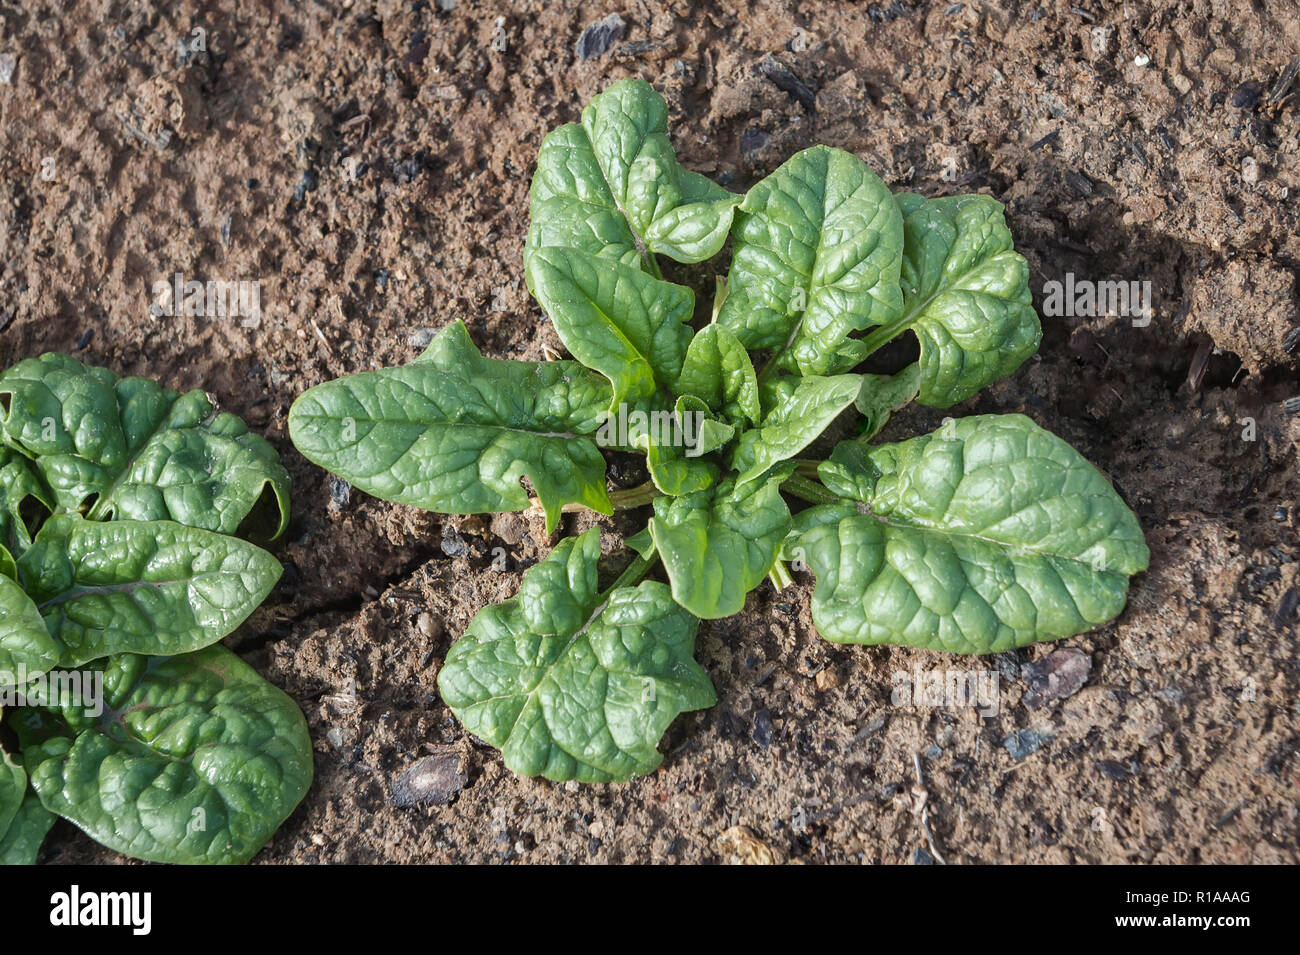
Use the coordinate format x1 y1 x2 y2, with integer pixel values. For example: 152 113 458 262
2 0 1297 864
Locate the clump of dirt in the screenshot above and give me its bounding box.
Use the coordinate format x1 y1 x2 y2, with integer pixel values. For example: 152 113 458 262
4 0 1297 864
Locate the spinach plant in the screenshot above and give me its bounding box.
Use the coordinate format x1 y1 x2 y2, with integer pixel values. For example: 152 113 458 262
289 79 1148 783
0 353 313 863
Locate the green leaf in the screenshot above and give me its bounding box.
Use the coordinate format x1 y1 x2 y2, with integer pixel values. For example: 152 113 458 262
525 78 740 267
677 324 761 427
795 415 1149 653
731 374 862 486
624 527 656 559
0 447 52 555
642 400 733 496
858 194 1041 408
0 790 55 865
17 645 313 864
854 364 921 440
437 529 715 782
0 571 57 686
718 145 904 375
815 441 880 503
15 514 282 669
289 322 613 534
0 748 24 841
525 247 695 410
633 396 729 496
0 353 291 540
649 470 792 619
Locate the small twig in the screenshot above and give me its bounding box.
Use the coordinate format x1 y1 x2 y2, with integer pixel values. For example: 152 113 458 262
912 752 948 864
310 319 335 358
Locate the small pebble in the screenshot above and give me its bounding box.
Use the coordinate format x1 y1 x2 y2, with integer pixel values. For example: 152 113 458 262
293 168 318 201
1134 53 1150 67
390 752 466 808
0 53 16 84
752 708 773 748
408 327 437 348
1003 728 1051 760
1096 759 1133 780
1229 81 1264 109
575 13 626 60
1021 648 1091 709
327 477 352 515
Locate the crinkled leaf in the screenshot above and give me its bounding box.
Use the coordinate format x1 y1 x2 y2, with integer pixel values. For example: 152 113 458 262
649 469 792 619
815 441 880 503
677 324 761 427
0 572 57 687
525 78 739 267
17 645 313 864
437 529 715 782
525 246 694 410
289 322 613 534
795 415 1149 653
0 447 52 555
0 353 290 540
718 145 904 375
732 374 862 486
15 514 282 669
0 790 55 865
861 194 1041 407
854 364 921 440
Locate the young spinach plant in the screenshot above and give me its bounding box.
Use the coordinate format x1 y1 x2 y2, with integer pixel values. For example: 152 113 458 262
289 79 1148 784
0 353 313 863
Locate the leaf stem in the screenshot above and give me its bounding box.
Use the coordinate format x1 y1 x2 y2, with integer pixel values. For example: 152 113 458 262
644 252 663 281
603 550 656 597
767 558 794 591
609 481 660 509
792 458 822 480
780 474 842 506
529 480 660 516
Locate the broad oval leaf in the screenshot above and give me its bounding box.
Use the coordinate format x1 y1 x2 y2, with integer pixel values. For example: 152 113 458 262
437 529 715 782
718 145 904 375
15 514 282 668
649 470 792 619
0 790 55 865
0 353 290 540
18 645 313 864
289 322 613 534
525 246 694 410
858 194 1041 408
0 572 57 686
676 324 761 427
797 415 1149 652
525 77 740 267
731 373 862 486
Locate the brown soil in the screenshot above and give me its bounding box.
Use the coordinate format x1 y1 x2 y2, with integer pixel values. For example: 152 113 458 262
3 0 1297 864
